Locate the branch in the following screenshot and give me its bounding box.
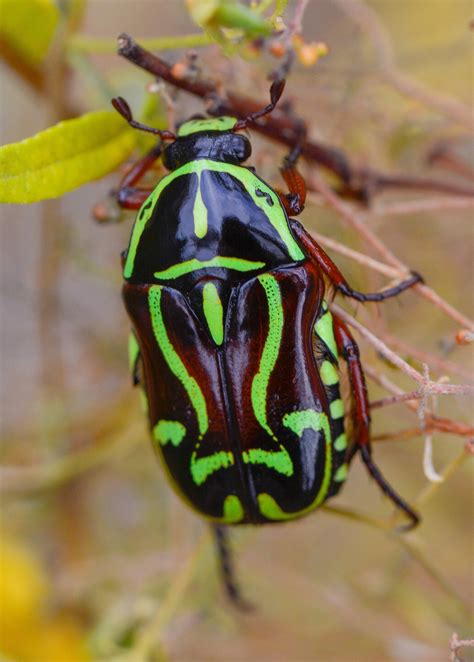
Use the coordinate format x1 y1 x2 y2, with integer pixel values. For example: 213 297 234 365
308 175 474 331
116 33 474 201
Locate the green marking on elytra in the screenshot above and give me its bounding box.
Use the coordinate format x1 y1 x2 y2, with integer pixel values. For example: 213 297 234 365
315 308 338 360
334 433 347 451
153 420 186 447
154 256 265 280
223 494 244 523
148 286 208 436
242 448 293 476
320 360 339 386
125 159 304 279
258 493 295 521
258 488 336 522
334 463 348 482
177 116 237 136
193 172 208 238
282 408 333 511
190 450 234 486
251 274 283 439
128 332 140 374
330 398 345 419
282 409 331 441
202 282 224 345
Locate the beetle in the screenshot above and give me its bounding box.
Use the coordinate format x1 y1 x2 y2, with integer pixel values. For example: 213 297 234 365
111 78 422 606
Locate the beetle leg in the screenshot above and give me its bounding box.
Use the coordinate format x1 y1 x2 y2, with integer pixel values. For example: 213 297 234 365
212 525 253 611
276 123 308 216
333 316 420 531
117 143 163 210
290 219 423 301
278 161 307 217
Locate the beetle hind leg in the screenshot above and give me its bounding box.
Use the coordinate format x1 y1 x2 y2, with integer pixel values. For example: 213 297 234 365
333 315 420 531
212 525 253 611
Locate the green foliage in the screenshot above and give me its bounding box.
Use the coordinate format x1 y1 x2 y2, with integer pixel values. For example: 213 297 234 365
186 0 272 36
0 0 59 65
0 111 135 203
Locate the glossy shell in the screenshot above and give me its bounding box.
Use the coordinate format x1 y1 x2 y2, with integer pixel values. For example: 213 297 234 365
122 131 349 524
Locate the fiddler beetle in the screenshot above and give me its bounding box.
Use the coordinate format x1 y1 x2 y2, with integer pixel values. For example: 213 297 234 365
111 77 422 607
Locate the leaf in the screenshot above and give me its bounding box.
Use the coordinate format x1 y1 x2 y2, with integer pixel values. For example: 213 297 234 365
0 0 60 65
0 111 137 204
186 0 271 37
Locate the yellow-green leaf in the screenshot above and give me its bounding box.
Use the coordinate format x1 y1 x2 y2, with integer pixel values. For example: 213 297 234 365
0 111 136 204
0 0 60 65
187 0 271 37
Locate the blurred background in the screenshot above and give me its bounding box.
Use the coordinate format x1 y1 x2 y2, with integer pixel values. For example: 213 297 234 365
1 1 473 660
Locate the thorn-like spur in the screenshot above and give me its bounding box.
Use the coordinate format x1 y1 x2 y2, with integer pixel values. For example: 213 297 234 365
111 96 176 140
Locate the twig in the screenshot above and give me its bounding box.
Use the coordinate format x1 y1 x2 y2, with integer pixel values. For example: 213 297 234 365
331 304 424 383
117 33 474 200
309 230 402 280
450 633 474 662
282 0 310 46
428 145 474 183
365 365 474 438
380 332 473 382
309 175 474 330
415 448 470 508
372 196 474 217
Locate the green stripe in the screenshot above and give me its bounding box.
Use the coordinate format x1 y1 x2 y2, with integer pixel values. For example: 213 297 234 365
334 463 348 482
330 399 345 419
283 409 332 507
257 493 296 521
260 409 333 521
193 172 208 238
334 433 347 451
124 159 304 278
148 286 208 437
222 494 244 523
202 282 224 345
178 116 237 136
251 274 283 439
153 420 186 447
190 450 234 486
315 309 338 359
242 448 293 476
320 360 339 386
154 256 265 280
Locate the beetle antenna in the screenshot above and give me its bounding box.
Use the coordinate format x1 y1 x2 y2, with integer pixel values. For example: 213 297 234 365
233 78 286 131
111 96 176 140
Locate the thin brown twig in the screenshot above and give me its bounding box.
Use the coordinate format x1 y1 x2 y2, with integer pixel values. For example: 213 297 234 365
309 229 402 279
379 332 473 382
117 33 474 200
372 196 474 217
282 0 310 46
307 228 472 381
309 175 474 330
450 633 474 662
331 304 426 383
365 365 474 438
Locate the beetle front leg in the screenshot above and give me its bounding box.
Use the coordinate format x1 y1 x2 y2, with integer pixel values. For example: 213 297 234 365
333 315 420 531
276 126 308 217
290 219 423 301
117 143 163 210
